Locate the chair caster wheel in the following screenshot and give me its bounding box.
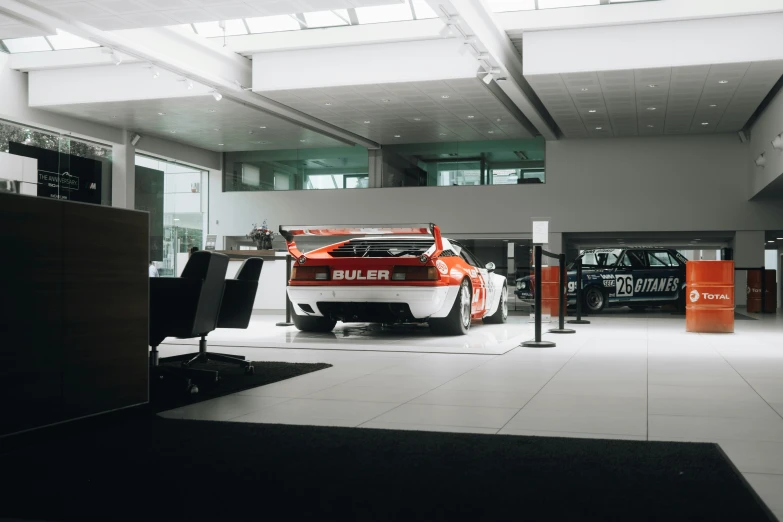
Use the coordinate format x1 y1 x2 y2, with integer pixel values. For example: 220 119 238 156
245 366 255 375
187 384 199 394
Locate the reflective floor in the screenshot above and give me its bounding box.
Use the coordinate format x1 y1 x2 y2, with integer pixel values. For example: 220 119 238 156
159 308 783 520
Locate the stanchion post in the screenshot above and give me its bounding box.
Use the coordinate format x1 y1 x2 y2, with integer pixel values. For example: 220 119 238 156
522 245 555 348
549 253 575 334
275 254 295 327
760 267 766 314
568 257 590 325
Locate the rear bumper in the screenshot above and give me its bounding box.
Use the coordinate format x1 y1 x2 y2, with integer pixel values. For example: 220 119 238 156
287 285 458 320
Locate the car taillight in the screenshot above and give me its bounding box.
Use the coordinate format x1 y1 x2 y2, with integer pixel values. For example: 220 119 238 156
392 266 439 281
291 266 330 281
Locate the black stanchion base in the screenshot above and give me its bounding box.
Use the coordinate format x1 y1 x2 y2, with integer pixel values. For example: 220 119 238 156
275 322 295 327
549 328 576 334
521 340 556 348
567 319 591 324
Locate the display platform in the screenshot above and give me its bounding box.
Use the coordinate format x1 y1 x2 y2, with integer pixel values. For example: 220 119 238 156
162 314 531 355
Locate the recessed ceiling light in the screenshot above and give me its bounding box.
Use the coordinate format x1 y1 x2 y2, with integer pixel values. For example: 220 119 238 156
208 109 216 113
111 116 117 119
588 109 597 113
595 126 603 130
467 115 475 119
777 237 783 240
647 124 654 128
496 118 502 122
300 139 306 143
701 122 709 126
581 88 589 92
718 80 728 84
259 126 266 129
214 128 220 131
767 240 774 243
248 130 254 135
394 135 401 138
441 95 450 99
363 121 371 124
324 102 332 106
413 118 421 121
169 130 176 133
381 98 390 103
648 84 658 88
487 130 494 134
646 107 656 111
709 104 717 108
439 133 447 136
218 143 223 146
158 112 165 116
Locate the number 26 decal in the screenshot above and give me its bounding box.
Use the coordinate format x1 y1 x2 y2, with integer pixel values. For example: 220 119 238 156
615 275 634 297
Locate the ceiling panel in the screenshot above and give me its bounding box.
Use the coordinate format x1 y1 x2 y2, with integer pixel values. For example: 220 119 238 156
0 13 50 39
25 0 404 29
41 96 348 151
527 61 783 138
262 78 535 145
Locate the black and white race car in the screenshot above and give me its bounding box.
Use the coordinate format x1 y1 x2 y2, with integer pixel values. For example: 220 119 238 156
515 247 688 313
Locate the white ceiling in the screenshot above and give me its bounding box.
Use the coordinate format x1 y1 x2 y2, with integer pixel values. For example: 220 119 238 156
24 0 403 31
526 61 783 138
0 12 49 39
263 78 535 145
41 96 349 151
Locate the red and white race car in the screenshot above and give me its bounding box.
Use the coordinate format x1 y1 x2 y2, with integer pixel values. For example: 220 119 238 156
280 223 508 335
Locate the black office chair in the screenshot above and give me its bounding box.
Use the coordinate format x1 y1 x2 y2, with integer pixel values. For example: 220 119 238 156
149 251 229 392
160 257 263 375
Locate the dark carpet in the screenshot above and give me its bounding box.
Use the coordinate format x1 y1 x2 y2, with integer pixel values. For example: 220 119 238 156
152 359 332 412
0 419 773 522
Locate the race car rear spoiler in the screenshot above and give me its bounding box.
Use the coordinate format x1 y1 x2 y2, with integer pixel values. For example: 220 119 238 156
279 223 444 262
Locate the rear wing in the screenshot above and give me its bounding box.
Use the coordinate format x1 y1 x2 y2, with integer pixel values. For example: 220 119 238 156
279 223 444 262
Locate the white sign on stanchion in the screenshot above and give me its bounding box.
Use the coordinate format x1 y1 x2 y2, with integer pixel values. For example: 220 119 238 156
532 220 549 245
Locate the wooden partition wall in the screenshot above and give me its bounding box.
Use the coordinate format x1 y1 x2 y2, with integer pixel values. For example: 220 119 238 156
0 193 149 437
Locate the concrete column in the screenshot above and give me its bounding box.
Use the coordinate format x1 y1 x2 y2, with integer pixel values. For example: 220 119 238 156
111 130 136 209
367 149 383 188
733 231 765 307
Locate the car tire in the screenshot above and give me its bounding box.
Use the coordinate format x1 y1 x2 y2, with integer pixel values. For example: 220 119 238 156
583 286 606 313
292 313 336 333
430 279 471 335
483 285 508 324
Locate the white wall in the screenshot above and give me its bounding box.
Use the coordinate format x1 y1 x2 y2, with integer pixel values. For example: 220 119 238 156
0 151 38 195
749 85 783 199
209 134 783 239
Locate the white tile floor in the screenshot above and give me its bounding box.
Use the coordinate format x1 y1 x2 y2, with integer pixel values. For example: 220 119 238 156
159 309 783 520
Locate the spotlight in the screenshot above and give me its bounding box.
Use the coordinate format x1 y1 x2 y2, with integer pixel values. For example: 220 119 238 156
151 67 160 79
111 51 122 65
186 80 194 90
772 134 783 150
211 91 223 101
131 134 141 146
755 153 766 168
482 72 493 85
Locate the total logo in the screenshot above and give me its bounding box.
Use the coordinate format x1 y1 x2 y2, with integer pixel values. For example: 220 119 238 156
333 269 389 281
689 289 730 302
435 260 449 275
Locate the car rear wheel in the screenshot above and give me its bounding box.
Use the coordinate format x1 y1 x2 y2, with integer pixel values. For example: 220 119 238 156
430 279 471 335
292 313 337 333
483 285 508 324
584 286 606 313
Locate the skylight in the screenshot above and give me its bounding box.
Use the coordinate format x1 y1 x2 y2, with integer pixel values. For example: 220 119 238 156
1 30 98 53
486 0 651 11
355 3 413 24
303 10 350 28
246 15 301 33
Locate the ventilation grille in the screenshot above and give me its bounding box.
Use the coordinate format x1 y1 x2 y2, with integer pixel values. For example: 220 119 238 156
329 239 434 258
439 249 457 257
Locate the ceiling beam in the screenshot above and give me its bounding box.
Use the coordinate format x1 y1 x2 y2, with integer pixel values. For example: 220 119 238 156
0 0 380 150
425 0 559 140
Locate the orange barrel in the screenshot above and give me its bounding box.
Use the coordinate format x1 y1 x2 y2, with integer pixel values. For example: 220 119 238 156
540 266 561 317
686 261 734 333
747 269 776 313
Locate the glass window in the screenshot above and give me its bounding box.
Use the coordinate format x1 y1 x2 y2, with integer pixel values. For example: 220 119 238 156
46 31 99 50
246 15 301 33
438 162 480 186
2 37 51 53
0 118 112 205
224 146 369 192
538 0 600 8
579 249 622 268
355 3 413 24
136 154 207 277
303 10 349 28
648 251 677 267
